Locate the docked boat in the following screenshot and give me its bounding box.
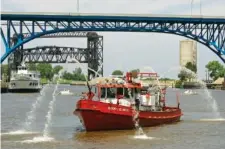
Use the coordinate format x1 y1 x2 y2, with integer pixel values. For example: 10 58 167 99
59 89 74 95
8 64 42 92
74 72 182 131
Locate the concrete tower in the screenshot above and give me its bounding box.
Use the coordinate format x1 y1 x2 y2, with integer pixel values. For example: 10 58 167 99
179 39 197 67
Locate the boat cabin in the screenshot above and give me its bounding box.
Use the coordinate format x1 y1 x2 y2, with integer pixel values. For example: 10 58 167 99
17 65 28 74
85 72 166 111
14 65 40 78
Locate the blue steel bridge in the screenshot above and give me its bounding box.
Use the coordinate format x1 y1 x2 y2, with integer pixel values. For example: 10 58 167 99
1 12 225 65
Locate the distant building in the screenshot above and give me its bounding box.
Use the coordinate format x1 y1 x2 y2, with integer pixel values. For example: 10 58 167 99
179 39 197 67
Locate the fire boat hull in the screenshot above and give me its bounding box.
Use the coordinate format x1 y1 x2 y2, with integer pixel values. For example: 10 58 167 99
74 100 182 131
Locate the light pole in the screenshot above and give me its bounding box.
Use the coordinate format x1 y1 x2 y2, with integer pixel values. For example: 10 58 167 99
191 0 202 16
191 0 194 16
77 0 80 13
200 0 202 16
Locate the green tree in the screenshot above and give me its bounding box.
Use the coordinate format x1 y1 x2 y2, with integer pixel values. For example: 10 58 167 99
112 70 123 75
178 70 188 82
1 64 9 80
1 64 8 75
62 67 86 81
74 67 82 75
27 63 37 71
160 78 173 81
36 63 53 80
53 65 63 74
175 80 183 88
129 69 140 78
206 61 225 81
62 71 73 80
185 62 197 81
185 62 197 73
130 69 140 74
178 62 197 82
72 68 86 81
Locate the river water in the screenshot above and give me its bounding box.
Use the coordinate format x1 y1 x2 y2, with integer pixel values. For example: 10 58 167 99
1 85 225 149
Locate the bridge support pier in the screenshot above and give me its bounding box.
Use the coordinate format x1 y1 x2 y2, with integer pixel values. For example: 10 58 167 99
87 33 103 80
7 34 24 82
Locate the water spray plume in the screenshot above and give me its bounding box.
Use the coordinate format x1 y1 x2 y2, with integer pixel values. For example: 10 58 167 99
23 85 48 131
160 66 223 119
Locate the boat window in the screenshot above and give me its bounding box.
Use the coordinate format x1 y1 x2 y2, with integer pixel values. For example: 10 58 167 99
117 88 124 95
124 88 133 98
101 88 106 98
107 88 116 98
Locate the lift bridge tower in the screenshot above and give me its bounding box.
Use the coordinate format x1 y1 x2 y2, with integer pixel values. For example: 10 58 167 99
7 32 103 81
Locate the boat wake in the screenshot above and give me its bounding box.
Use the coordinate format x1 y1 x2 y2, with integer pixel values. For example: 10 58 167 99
132 127 158 140
1 130 38 136
199 118 225 122
21 136 55 143
133 134 156 140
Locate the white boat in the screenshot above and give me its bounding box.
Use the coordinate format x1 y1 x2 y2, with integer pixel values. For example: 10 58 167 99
184 90 198 95
9 64 42 92
60 89 74 95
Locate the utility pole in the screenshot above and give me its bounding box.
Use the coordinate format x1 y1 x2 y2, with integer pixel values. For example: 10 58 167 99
77 0 79 13
200 0 202 15
191 0 194 16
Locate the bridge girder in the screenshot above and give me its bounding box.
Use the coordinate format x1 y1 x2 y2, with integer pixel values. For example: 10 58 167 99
1 13 225 63
21 45 103 80
23 31 100 38
23 46 88 63
5 31 103 81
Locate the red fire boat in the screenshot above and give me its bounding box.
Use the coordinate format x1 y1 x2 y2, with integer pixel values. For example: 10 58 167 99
74 72 182 131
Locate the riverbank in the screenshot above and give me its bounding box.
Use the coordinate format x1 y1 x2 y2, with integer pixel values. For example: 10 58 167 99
41 79 86 86
0 80 8 93
43 79 225 90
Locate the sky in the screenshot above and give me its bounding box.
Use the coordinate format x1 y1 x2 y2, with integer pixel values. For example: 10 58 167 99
1 0 225 79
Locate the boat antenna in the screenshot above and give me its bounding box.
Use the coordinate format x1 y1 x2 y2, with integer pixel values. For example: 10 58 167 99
86 79 92 93
86 75 92 93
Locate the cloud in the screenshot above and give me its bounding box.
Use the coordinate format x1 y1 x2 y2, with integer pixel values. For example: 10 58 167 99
1 0 225 79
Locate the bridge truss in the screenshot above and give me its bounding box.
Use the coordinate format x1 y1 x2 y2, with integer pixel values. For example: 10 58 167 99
1 13 225 63
22 45 103 79
23 46 88 63
6 31 103 80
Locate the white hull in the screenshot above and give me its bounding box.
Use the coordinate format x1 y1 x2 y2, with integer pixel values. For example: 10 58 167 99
9 65 42 91
9 79 42 90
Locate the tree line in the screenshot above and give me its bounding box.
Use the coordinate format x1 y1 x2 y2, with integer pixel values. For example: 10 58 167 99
111 60 225 83
0 63 86 81
177 61 225 82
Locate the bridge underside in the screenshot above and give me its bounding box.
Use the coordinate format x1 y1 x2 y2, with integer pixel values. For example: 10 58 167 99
1 13 225 65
